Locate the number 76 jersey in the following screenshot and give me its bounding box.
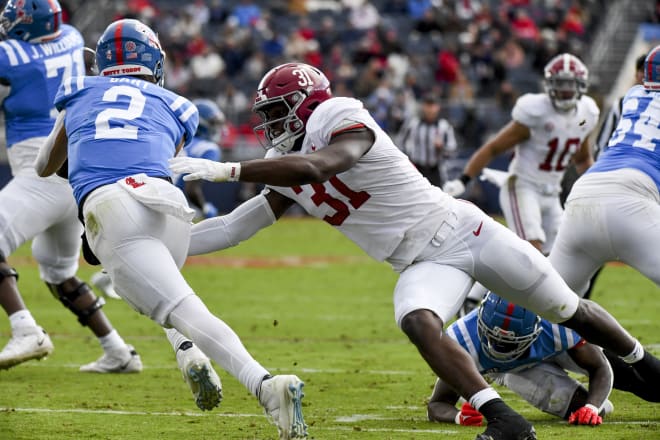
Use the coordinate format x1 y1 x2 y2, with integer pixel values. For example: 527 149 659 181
508 93 599 188
266 97 455 270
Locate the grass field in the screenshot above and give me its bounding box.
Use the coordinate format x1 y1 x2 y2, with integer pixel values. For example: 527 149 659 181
0 217 658 439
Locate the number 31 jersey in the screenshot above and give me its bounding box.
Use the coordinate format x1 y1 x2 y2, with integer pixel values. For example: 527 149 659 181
266 97 455 270
508 93 599 188
54 75 198 204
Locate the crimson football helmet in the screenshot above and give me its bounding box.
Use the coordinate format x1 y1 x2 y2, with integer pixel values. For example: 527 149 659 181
477 292 542 362
643 45 660 91
543 53 589 112
252 63 332 153
0 0 62 42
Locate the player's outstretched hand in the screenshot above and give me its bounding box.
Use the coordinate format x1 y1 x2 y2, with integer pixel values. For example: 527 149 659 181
456 402 483 426
442 179 466 197
169 157 241 182
568 404 602 426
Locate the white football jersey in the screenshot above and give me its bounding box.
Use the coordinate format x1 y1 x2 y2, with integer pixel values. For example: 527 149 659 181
266 97 455 268
508 93 599 188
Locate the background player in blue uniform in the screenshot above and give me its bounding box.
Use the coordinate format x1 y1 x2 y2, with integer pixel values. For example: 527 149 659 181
35 19 307 439
174 98 225 220
0 0 141 373
427 293 614 426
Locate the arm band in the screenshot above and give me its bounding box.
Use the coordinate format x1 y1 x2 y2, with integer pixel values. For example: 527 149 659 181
459 174 472 185
188 193 276 255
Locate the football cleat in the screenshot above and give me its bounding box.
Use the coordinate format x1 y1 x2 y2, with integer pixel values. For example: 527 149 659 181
0 326 54 369
176 343 223 411
476 414 537 440
259 375 308 439
79 344 143 373
90 270 121 300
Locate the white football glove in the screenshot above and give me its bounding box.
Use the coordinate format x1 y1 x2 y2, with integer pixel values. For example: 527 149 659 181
442 179 466 197
169 157 241 182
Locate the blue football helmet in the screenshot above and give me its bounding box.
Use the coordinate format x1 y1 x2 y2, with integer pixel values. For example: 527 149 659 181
643 45 660 91
477 292 542 362
193 99 226 144
0 0 62 42
95 19 165 86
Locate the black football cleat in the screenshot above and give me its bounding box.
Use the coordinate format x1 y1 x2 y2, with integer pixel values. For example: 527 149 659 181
475 414 537 440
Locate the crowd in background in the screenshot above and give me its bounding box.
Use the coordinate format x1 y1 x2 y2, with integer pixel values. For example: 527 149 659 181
60 0 605 159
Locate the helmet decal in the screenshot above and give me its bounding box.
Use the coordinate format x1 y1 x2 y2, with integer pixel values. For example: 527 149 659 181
0 0 62 42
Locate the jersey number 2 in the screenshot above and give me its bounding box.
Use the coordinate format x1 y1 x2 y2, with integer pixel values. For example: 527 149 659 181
94 86 146 140
292 177 370 226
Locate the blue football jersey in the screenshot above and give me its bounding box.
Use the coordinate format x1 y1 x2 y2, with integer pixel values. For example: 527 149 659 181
447 309 583 374
0 24 84 147
54 75 198 204
589 85 660 192
173 137 221 190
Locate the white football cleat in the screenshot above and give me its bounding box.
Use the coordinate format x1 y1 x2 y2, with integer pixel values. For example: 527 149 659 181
175 343 223 411
79 344 143 373
0 326 54 369
259 375 308 439
90 270 121 300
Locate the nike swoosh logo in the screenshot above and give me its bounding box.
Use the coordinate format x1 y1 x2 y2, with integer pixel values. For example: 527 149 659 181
37 333 45 346
472 221 483 236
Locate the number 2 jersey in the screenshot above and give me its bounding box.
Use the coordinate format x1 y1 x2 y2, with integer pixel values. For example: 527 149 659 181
53 76 198 204
0 24 84 170
265 97 456 271
508 93 599 190
588 84 660 192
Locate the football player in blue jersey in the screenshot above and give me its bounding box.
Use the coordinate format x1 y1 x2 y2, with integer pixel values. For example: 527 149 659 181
0 0 142 373
549 45 660 302
35 19 307 438
174 98 226 220
427 293 659 428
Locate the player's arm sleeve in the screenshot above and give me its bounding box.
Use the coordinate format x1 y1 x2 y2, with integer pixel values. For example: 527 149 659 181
188 193 276 255
35 110 68 177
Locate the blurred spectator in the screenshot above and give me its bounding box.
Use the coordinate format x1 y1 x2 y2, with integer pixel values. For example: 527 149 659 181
346 0 381 31
396 93 457 187
407 0 432 20
231 0 262 28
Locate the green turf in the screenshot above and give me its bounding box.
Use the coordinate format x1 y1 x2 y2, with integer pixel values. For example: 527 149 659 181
0 218 658 439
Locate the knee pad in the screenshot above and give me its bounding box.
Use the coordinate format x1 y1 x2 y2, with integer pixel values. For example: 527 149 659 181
46 280 105 326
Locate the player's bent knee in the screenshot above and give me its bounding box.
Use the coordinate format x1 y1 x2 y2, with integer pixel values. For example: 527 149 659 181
400 309 444 344
46 279 105 326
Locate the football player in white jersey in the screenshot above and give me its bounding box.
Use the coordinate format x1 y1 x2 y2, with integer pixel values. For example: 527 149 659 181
0 0 141 373
35 19 307 438
549 45 660 300
170 62 660 440
444 53 598 255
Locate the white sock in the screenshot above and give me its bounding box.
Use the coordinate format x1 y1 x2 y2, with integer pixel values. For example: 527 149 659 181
168 295 270 397
164 327 192 352
98 329 126 353
9 310 37 331
622 340 644 363
469 387 501 411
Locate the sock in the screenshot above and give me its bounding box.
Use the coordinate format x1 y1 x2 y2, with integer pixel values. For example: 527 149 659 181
9 310 37 331
164 327 192 352
469 387 501 411
98 329 125 353
622 340 644 363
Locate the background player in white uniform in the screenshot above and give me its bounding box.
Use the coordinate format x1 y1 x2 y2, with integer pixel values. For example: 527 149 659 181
170 62 660 440
549 45 660 301
428 292 660 427
444 53 598 315
444 53 598 255
35 19 307 439
0 0 141 373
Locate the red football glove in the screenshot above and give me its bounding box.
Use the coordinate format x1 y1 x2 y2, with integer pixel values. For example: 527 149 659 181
568 404 602 426
455 402 484 426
